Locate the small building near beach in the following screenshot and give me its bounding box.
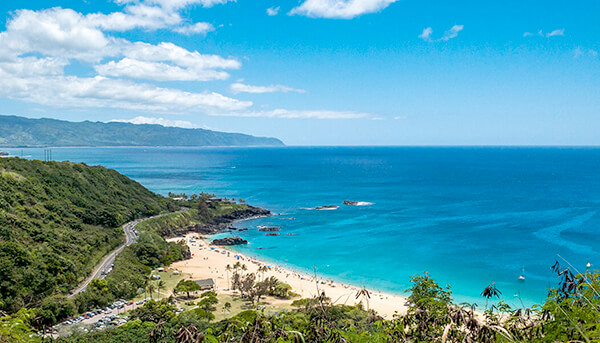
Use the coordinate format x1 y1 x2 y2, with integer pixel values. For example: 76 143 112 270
193 278 215 291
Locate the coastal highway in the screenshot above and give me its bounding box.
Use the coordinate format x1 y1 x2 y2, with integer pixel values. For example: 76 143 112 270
69 208 188 297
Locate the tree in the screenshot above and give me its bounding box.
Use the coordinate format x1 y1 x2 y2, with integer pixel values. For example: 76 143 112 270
130 299 176 323
197 295 219 321
174 280 201 299
240 273 256 300
157 280 166 299
231 272 242 296
355 287 371 311
225 264 232 290
147 283 156 300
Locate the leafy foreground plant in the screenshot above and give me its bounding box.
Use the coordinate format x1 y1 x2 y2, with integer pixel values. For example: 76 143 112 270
48 260 599 343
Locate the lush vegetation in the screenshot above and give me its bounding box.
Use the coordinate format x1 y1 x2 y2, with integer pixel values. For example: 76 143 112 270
0 157 175 313
0 114 284 147
71 230 190 317
47 263 600 342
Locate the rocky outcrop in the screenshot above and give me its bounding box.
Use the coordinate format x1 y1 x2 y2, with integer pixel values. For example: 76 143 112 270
264 232 280 236
212 206 271 224
194 206 270 235
258 226 280 232
211 236 248 246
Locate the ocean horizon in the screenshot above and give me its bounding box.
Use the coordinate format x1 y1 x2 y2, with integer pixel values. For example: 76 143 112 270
7 146 600 308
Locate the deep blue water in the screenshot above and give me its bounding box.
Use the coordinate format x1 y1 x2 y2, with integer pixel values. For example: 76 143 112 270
6 146 600 307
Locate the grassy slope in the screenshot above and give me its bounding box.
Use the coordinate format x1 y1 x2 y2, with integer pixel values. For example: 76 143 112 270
0 157 173 312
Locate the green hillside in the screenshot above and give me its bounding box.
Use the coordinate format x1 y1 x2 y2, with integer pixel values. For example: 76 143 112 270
0 115 284 147
0 157 175 312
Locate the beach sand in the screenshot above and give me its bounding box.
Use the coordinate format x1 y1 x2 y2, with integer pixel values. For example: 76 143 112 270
169 233 408 319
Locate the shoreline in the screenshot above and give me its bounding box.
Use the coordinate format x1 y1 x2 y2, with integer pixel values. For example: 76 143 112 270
169 232 409 319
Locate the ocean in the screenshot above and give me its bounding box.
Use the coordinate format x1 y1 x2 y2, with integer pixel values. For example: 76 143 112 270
6 146 600 308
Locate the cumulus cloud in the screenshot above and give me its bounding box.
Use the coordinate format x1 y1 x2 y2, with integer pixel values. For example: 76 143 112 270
418 25 463 42
266 6 280 16
0 2 370 120
289 0 398 19
174 22 215 35
230 83 306 94
110 116 200 128
94 42 240 81
95 58 231 81
0 64 251 112
0 5 249 113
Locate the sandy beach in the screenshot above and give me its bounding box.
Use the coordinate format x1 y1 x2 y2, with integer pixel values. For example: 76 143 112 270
169 233 408 318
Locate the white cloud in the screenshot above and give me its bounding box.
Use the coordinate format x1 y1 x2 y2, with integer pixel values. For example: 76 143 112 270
123 42 241 70
440 25 464 41
524 29 565 38
0 8 113 62
545 29 564 37
230 83 306 94
110 116 199 128
145 0 235 10
0 62 252 112
174 22 215 35
87 4 182 31
418 27 433 41
266 6 280 16
419 25 463 42
393 115 407 120
0 3 370 120
95 58 230 81
216 109 370 119
95 42 241 81
574 47 598 58
289 0 398 19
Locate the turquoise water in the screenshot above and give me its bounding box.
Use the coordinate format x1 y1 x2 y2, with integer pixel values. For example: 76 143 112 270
6 146 600 308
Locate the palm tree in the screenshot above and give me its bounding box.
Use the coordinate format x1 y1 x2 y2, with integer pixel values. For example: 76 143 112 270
258 266 268 281
147 283 156 299
355 287 371 311
481 282 501 309
225 264 232 290
157 280 166 299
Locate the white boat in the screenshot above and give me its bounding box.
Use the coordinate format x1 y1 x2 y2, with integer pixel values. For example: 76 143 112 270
587 262 592 268
518 265 525 281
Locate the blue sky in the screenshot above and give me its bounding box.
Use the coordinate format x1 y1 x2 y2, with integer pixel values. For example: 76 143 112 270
0 0 598 145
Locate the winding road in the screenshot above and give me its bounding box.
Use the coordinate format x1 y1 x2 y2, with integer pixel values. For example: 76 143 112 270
69 208 188 297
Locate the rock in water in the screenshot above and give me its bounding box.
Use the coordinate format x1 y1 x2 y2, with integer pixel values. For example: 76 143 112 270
315 205 339 210
211 236 248 246
258 226 281 232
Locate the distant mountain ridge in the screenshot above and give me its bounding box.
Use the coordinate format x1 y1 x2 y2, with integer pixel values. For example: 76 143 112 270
0 115 284 147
